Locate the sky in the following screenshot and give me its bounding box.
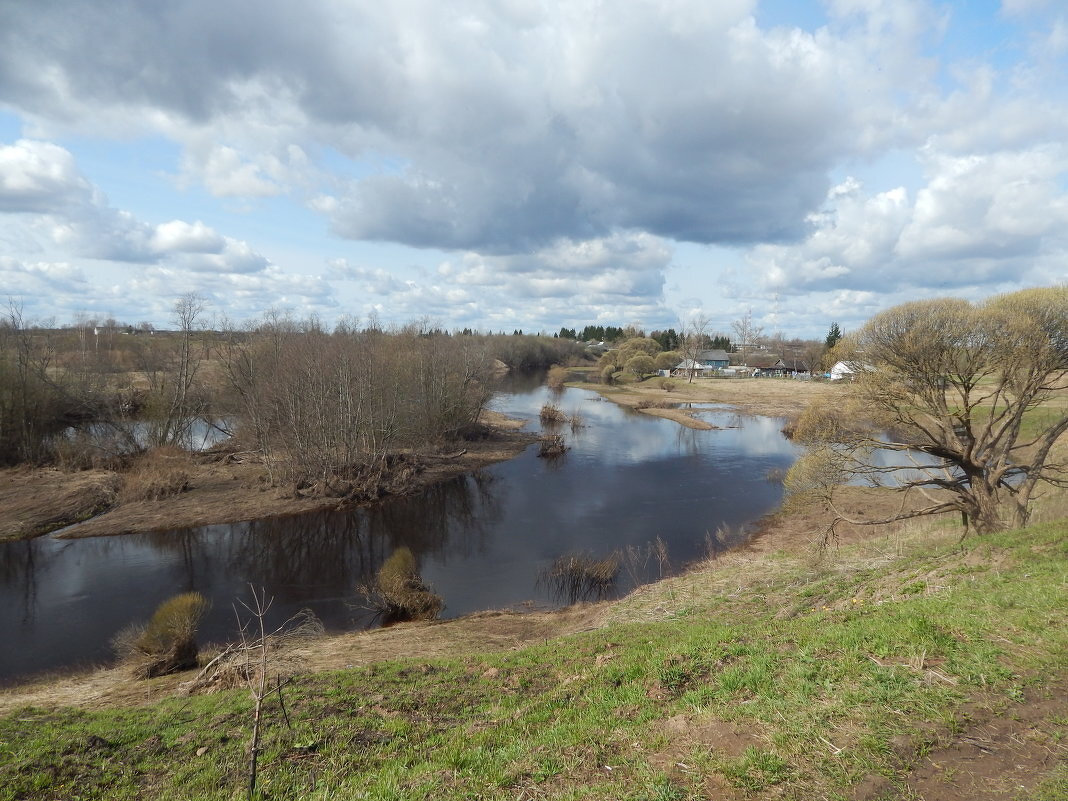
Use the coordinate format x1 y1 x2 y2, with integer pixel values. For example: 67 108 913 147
1 0 1066 338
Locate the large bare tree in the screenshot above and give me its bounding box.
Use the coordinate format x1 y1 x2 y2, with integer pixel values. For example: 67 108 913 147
787 288 1068 536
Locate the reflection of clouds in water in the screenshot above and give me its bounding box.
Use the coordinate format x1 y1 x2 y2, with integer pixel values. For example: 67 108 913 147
850 443 952 488
2 380 805 682
710 416 800 459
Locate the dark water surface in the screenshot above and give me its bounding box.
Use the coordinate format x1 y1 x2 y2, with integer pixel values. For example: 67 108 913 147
0 378 801 683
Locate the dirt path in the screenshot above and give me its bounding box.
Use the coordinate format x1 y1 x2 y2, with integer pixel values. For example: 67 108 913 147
854 681 1068 800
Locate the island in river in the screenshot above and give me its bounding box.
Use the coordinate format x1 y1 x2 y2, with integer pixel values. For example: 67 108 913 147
0 377 846 542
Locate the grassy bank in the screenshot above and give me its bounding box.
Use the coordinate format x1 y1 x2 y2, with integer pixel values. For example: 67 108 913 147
2 516 1065 800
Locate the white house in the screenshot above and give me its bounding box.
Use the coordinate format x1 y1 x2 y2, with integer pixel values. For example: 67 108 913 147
829 360 873 380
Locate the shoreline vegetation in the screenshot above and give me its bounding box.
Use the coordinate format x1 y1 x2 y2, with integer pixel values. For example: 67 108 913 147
1 317 592 542
0 409 537 542
1 370 1066 798
0 373 840 542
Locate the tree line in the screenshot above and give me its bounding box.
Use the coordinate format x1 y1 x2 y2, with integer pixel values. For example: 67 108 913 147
0 300 586 490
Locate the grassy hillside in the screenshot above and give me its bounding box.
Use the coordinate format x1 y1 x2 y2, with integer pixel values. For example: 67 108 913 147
1 518 1066 800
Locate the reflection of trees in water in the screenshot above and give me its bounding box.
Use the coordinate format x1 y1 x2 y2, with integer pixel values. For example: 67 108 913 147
492 370 548 395
0 539 43 626
674 425 704 457
137 469 506 607
364 470 503 564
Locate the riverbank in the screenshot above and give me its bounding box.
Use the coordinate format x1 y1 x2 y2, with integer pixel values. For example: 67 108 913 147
0 377 836 541
0 410 536 541
0 482 950 710
1 502 1064 800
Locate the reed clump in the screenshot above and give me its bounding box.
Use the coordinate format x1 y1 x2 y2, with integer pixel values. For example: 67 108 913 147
113 591 210 679
538 434 568 458
363 547 443 624
540 551 621 604
539 403 567 424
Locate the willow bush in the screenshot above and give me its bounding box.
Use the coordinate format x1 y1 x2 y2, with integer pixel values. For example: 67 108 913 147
113 591 210 679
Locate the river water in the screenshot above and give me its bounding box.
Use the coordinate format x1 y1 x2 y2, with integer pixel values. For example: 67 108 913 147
0 377 801 684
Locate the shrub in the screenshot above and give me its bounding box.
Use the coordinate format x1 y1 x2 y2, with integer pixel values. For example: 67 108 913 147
120 445 193 502
364 547 443 624
658 378 676 391
625 353 655 378
546 365 569 390
114 591 210 678
538 434 568 458
601 365 616 384
539 403 567 424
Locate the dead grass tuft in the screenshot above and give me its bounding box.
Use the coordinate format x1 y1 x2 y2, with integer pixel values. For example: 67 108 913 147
540 551 621 604
539 403 568 424
120 446 193 502
538 434 568 458
361 546 444 624
113 591 209 679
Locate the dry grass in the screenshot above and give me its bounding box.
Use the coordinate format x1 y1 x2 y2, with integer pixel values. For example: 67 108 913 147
597 375 846 419
539 402 568 423
112 592 209 679
538 433 567 457
181 606 324 695
119 446 193 502
546 365 570 390
539 551 621 603
0 468 119 540
362 546 444 624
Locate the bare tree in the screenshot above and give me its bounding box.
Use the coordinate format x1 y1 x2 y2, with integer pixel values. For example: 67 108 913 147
787 289 1068 536
136 293 210 448
679 315 712 383
731 308 764 366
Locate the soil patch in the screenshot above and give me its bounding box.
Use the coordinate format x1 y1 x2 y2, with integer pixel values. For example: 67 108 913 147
854 681 1068 800
0 467 120 541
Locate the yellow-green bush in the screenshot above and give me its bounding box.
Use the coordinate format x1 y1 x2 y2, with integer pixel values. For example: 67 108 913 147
113 591 210 678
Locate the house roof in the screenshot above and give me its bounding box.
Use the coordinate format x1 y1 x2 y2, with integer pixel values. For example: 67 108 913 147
674 359 703 370
697 349 730 362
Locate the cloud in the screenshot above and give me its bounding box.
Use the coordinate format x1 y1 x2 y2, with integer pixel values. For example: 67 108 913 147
328 259 409 295
151 220 227 254
179 143 284 198
2 0 1067 335
748 144 1068 297
0 138 276 273
0 257 90 311
0 0 931 254
0 139 91 213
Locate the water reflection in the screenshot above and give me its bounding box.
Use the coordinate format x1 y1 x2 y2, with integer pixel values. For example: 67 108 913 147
0 382 801 683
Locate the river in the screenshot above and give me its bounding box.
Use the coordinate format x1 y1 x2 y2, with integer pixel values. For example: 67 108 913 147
0 377 801 684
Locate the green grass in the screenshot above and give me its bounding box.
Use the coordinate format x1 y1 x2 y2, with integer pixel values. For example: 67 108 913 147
1 521 1066 800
